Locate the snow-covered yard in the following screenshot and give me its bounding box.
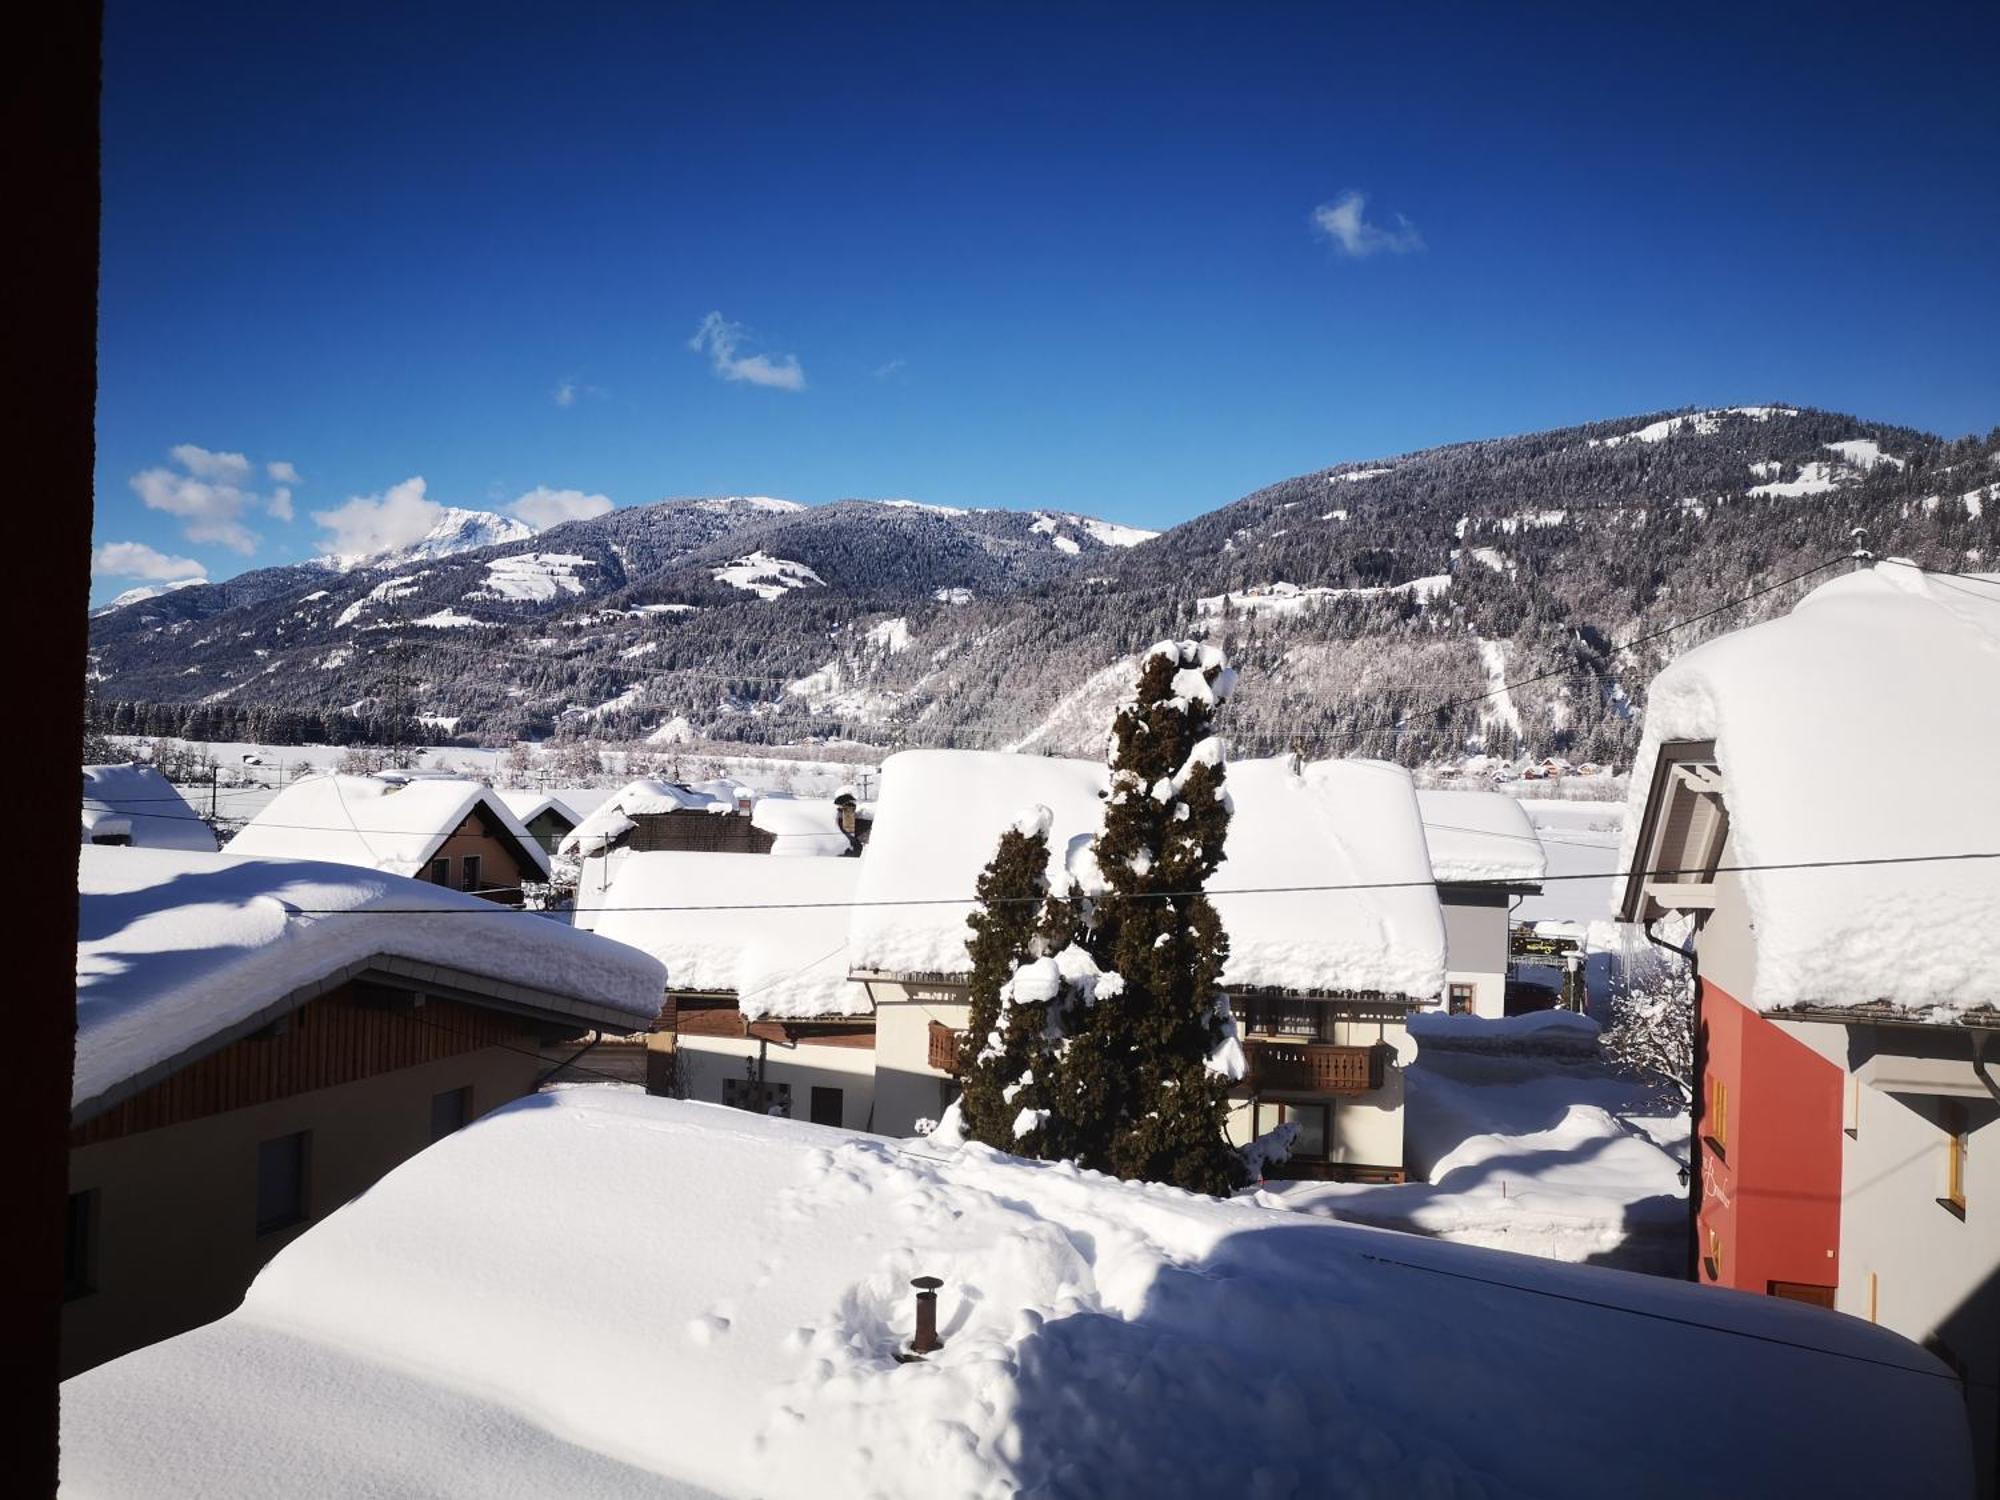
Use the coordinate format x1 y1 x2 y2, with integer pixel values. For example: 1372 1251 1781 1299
62 1090 1967 1498
1257 1012 1688 1274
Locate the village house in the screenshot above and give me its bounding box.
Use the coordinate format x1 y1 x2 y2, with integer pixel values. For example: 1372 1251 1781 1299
224 771 551 902
1415 788 1547 1017
573 849 875 1128
1619 561 2000 1490
65 846 665 1376
561 778 858 878
848 749 1447 1179
496 790 583 856
81 762 219 851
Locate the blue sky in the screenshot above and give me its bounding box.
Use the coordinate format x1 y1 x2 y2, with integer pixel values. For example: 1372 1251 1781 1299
93 1 2000 598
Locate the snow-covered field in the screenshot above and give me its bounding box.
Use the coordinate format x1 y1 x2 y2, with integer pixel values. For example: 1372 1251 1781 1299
1259 1012 1687 1274
61 1090 1968 1498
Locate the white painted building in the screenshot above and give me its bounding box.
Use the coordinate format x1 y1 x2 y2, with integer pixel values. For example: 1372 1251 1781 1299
1416 788 1547 1017
850 749 1447 1178
1619 561 2000 1492
573 848 875 1130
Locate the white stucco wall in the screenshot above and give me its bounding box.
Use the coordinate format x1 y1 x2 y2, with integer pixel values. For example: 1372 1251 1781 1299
668 1032 878 1131
866 978 971 1138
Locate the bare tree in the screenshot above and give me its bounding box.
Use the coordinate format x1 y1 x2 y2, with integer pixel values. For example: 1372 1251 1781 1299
1601 958 1695 1104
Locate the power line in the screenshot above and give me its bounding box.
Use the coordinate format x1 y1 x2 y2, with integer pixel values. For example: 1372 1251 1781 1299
265 848 2000 916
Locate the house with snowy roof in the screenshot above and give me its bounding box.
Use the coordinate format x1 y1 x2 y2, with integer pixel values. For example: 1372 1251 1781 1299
495 790 582 856
1619 560 2000 1488
81 763 218 852
64 847 665 1376
60 1089 1975 1498
850 749 1447 1180
574 851 874 1128
561 777 858 871
1416 788 1548 1018
224 771 550 902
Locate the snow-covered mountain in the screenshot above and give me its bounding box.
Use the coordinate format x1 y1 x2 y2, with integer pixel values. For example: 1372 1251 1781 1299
86 410 1999 765
92 578 205 616
318 508 537 573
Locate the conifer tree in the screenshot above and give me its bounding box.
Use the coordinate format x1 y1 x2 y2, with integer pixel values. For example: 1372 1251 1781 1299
1042 640 1248 1195
956 808 1057 1148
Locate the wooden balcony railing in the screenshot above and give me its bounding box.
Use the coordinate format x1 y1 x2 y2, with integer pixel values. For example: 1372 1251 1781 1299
1244 1040 1385 1095
928 1020 963 1074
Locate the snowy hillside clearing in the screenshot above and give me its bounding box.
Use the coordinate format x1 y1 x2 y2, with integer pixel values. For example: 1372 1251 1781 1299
1193 575 1450 620
469 552 598 603
712 552 827 600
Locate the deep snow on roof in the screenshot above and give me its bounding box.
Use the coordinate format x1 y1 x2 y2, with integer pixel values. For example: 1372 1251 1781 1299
852 750 1444 998
1416 788 1549 884
81 763 220 852
576 852 862 1018
73 849 666 1112
558 777 743 857
496 790 581 828
1622 562 2000 1014
224 773 550 881
60 1091 1971 1499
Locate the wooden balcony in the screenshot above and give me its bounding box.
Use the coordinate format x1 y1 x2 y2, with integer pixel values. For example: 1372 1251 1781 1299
928 1020 963 1074
1244 1040 1385 1095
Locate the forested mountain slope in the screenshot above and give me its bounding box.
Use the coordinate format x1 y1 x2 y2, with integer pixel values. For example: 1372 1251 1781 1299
88 406 1997 766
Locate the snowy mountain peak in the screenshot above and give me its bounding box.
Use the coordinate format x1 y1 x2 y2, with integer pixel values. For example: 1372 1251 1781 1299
322 508 536 573
92 578 205 616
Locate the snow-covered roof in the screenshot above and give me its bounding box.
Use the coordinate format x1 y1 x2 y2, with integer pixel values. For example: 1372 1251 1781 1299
1621 562 2000 1016
61 1090 1971 1498
495 790 581 829
81 763 219 852
73 848 666 1116
852 750 1444 999
849 751 1107 979
1416 788 1549 885
752 795 860 856
576 851 863 1019
224 773 550 882
557 777 744 858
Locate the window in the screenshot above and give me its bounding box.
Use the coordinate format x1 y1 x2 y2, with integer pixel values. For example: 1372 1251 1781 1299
430 1086 472 1141
724 1077 791 1116
809 1086 845 1128
1703 1226 1723 1282
1238 998 1325 1039
1448 983 1475 1016
64 1189 98 1300
426 856 449 885
1942 1103 1967 1218
1705 1076 1729 1155
256 1131 310 1236
1253 1100 1330 1160
90 832 132 847
460 854 483 893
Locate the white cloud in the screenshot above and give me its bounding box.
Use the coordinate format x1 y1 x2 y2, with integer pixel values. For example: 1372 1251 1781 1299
553 381 577 407
688 311 806 391
168 443 253 483
873 358 906 379
131 464 259 553
1310 192 1424 258
91 541 208 582
507 486 615 530
130 443 299 552
311 476 441 562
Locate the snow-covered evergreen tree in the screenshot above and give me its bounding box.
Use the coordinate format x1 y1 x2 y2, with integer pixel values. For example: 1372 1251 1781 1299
956 807 1058 1149
1040 639 1248 1196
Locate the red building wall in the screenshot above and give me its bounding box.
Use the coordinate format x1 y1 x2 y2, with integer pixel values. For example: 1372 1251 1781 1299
1698 979 1843 1297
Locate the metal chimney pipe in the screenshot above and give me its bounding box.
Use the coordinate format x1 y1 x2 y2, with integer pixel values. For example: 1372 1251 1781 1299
909 1276 944 1355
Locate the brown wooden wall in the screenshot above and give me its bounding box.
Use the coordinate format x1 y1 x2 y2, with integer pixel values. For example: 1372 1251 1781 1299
71 986 543 1148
